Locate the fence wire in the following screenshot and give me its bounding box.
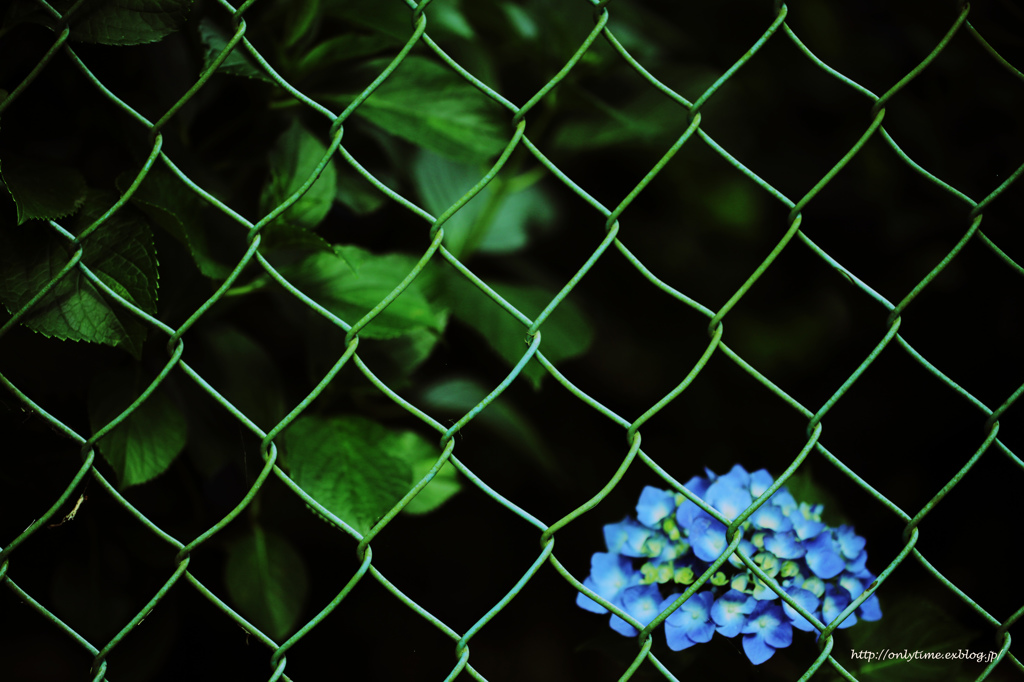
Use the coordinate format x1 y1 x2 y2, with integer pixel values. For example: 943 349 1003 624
1 0 1022 680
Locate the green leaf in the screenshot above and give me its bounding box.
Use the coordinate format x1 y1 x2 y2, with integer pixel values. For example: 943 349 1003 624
87 367 187 488
260 119 339 231
330 55 507 163
411 150 486 258
421 377 556 474
501 3 539 41
280 245 446 339
446 276 593 389
67 0 193 46
224 525 309 641
0 195 158 357
412 150 555 257
706 180 762 234
779 468 850 527
197 18 273 83
279 0 320 47
335 165 387 215
379 324 447 376
284 415 437 533
179 326 284 478
846 597 977 682
479 178 556 254
383 430 461 515
343 324 449 389
256 222 334 254
432 3 476 40
0 154 87 224
118 166 233 279
1 2 54 33
294 33 395 78
551 89 682 152
320 0 410 42
196 324 286 431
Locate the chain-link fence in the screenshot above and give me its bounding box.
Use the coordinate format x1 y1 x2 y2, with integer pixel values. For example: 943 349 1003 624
1 0 1022 680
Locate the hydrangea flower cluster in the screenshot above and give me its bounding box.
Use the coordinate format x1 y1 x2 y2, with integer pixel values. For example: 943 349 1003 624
576 465 881 664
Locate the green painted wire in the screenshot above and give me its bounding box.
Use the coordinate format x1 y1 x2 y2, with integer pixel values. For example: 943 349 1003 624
0 27 68 115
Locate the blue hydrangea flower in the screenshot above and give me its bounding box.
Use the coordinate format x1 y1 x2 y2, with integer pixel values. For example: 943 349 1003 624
575 466 882 665
749 504 792 533
712 588 756 637
822 584 857 629
742 601 793 664
604 518 658 558
675 475 712 528
781 586 821 632
857 591 883 621
663 591 715 651
764 530 805 559
705 471 753 521
576 552 639 614
610 583 664 636
804 530 847 579
637 487 677 528
689 514 728 562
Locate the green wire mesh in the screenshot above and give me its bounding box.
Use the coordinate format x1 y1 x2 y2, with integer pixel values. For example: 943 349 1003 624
1 0 1022 680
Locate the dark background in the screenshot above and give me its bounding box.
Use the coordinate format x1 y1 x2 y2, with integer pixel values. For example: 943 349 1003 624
2 0 1023 680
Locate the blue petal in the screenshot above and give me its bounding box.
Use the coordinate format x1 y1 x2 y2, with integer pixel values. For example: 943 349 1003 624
719 464 751 488
741 602 792 650
665 626 697 651
609 583 663 637
768 488 798 515
804 532 845 579
782 587 821 632
663 592 715 648
765 619 793 648
838 575 863 599
609 614 638 637
621 583 663 625
845 549 868 574
687 620 716 643
676 475 711 528
664 591 713 630
589 552 639 598
576 577 610 614
749 469 775 497
764 530 805 559
689 514 728 562
750 574 781 601
636 486 677 528
640 530 679 561
822 586 857 629
790 512 825 541
728 538 757 569
675 499 702 529
765 610 794 647
712 589 755 637
742 632 776 664
858 593 882 621
705 478 752 521
836 525 866 559
604 518 654 557
750 505 792 533
686 474 712 498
